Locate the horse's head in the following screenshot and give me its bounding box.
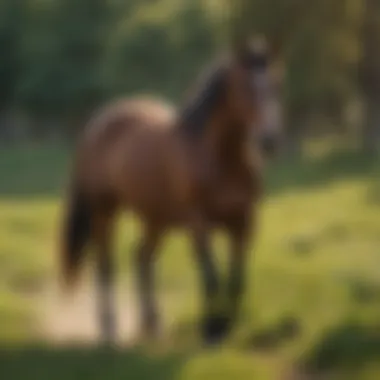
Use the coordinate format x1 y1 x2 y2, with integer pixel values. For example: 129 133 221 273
225 36 283 157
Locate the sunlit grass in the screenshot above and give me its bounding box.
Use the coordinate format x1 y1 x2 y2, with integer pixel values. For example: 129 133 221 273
0 143 379 379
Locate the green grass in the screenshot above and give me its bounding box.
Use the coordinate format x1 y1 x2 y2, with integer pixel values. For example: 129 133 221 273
0 142 380 379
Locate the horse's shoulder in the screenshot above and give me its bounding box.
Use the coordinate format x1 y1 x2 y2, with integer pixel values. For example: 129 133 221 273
129 96 177 128
83 96 176 143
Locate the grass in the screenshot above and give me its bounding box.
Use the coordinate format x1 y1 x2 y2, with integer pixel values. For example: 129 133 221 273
0 142 380 379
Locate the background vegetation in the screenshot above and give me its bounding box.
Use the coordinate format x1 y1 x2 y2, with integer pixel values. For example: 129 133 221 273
0 0 379 153
1 1 380 379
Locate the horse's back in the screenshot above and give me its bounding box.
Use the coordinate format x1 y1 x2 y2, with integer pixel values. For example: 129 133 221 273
84 96 176 142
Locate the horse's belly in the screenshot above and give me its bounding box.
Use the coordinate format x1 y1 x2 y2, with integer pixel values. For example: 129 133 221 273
112 133 192 219
205 186 253 224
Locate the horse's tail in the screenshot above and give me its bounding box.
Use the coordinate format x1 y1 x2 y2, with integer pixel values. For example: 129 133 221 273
60 178 92 291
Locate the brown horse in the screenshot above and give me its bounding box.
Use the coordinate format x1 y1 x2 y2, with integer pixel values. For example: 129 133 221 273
60 37 282 345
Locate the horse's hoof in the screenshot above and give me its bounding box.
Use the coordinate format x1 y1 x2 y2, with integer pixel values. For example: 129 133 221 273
202 315 231 346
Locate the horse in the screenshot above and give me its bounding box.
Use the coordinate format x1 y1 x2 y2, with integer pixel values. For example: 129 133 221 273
59 37 283 345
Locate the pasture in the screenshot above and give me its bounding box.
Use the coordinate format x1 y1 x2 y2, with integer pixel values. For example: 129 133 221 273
0 143 380 379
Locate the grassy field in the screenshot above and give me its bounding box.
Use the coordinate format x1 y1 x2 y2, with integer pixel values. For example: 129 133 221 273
0 142 380 379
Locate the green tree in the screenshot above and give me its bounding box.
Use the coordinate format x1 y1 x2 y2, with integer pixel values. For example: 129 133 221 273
359 0 380 153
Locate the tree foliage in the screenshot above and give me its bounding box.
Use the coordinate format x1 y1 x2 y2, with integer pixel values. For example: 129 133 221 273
0 0 378 146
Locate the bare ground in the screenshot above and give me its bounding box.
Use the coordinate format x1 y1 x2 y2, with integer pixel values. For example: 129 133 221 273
38 280 141 346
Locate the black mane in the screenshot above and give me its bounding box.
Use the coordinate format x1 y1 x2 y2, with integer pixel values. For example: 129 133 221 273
178 61 226 138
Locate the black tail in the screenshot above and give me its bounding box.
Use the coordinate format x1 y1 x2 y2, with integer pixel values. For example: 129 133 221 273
60 181 92 290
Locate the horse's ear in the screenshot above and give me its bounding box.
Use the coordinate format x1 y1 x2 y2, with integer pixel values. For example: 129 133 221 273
233 35 268 58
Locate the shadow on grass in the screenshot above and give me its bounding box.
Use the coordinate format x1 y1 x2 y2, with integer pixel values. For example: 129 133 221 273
346 277 380 305
288 221 351 258
242 316 302 352
0 345 187 380
299 322 380 377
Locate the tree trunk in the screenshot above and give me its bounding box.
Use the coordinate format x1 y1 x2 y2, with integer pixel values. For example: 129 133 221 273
362 97 380 154
359 0 380 154
282 103 308 157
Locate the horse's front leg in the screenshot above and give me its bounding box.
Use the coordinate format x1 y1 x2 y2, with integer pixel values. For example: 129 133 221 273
191 221 224 345
225 212 253 332
135 225 161 340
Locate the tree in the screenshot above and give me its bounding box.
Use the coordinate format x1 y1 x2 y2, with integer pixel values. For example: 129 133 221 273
359 0 380 153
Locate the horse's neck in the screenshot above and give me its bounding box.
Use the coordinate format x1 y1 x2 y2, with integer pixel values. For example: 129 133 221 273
211 119 249 167
176 107 250 172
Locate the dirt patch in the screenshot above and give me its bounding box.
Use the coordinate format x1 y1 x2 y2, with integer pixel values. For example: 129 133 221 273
39 282 139 346
37 280 181 347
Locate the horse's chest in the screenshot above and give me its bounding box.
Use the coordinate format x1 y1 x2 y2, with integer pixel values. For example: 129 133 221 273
202 174 256 223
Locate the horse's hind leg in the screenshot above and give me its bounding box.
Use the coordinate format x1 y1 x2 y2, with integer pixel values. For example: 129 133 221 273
135 224 161 340
93 204 117 344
